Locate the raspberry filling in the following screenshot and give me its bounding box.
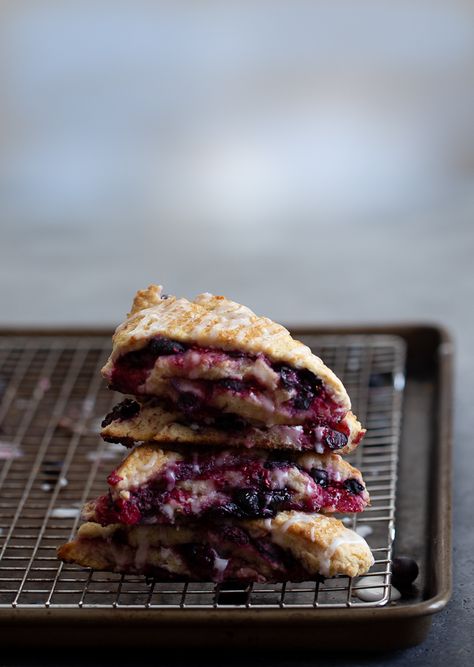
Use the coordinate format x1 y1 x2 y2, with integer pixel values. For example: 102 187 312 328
107 336 346 429
91 451 368 527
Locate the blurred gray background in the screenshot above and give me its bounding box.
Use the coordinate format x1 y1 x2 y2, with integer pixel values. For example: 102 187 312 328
1 0 473 328
0 1 473 664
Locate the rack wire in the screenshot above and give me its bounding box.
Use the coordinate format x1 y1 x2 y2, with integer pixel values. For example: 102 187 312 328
0 333 405 610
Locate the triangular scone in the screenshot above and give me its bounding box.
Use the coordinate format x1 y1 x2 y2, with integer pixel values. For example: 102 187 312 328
101 285 365 441
82 444 370 526
101 400 364 455
103 285 348 402
58 512 374 582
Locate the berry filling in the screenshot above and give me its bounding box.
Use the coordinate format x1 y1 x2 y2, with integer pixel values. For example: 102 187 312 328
108 336 347 429
101 399 350 454
101 398 140 427
90 450 368 526
102 394 350 454
176 527 310 582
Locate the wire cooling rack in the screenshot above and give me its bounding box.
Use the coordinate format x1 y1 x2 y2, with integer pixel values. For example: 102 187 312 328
0 333 405 610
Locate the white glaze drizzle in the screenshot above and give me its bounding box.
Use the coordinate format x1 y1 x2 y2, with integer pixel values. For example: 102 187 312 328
355 524 373 538
0 441 23 460
354 575 401 602
319 529 366 577
280 512 320 536
272 425 304 447
164 468 176 491
278 513 368 578
249 356 279 389
213 557 229 581
51 507 80 519
269 468 290 489
161 503 176 521
314 426 325 442
140 451 159 471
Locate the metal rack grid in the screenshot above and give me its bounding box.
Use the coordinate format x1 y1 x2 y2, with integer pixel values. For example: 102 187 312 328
0 333 405 610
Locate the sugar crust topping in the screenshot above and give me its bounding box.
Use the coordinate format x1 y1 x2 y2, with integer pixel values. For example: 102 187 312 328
101 285 350 409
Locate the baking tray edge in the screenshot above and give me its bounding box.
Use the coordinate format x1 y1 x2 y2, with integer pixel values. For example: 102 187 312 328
0 324 452 650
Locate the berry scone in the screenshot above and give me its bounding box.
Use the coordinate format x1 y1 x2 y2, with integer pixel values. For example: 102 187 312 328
83 445 370 526
58 511 374 582
101 285 365 453
101 399 362 455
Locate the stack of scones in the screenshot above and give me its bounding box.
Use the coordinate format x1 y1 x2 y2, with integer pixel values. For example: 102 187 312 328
59 285 374 583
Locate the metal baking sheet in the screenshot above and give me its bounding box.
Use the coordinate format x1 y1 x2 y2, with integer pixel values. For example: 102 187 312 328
0 326 452 650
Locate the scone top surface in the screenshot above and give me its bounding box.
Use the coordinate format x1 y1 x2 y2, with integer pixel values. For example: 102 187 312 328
102 284 350 409
252 511 374 578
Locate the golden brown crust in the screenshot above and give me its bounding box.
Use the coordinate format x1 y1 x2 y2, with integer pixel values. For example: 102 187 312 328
57 523 118 569
102 285 350 409
111 445 182 493
101 402 364 455
57 522 194 575
128 284 173 317
247 512 374 578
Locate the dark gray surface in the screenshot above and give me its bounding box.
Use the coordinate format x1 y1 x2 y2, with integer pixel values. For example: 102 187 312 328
1 213 473 664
